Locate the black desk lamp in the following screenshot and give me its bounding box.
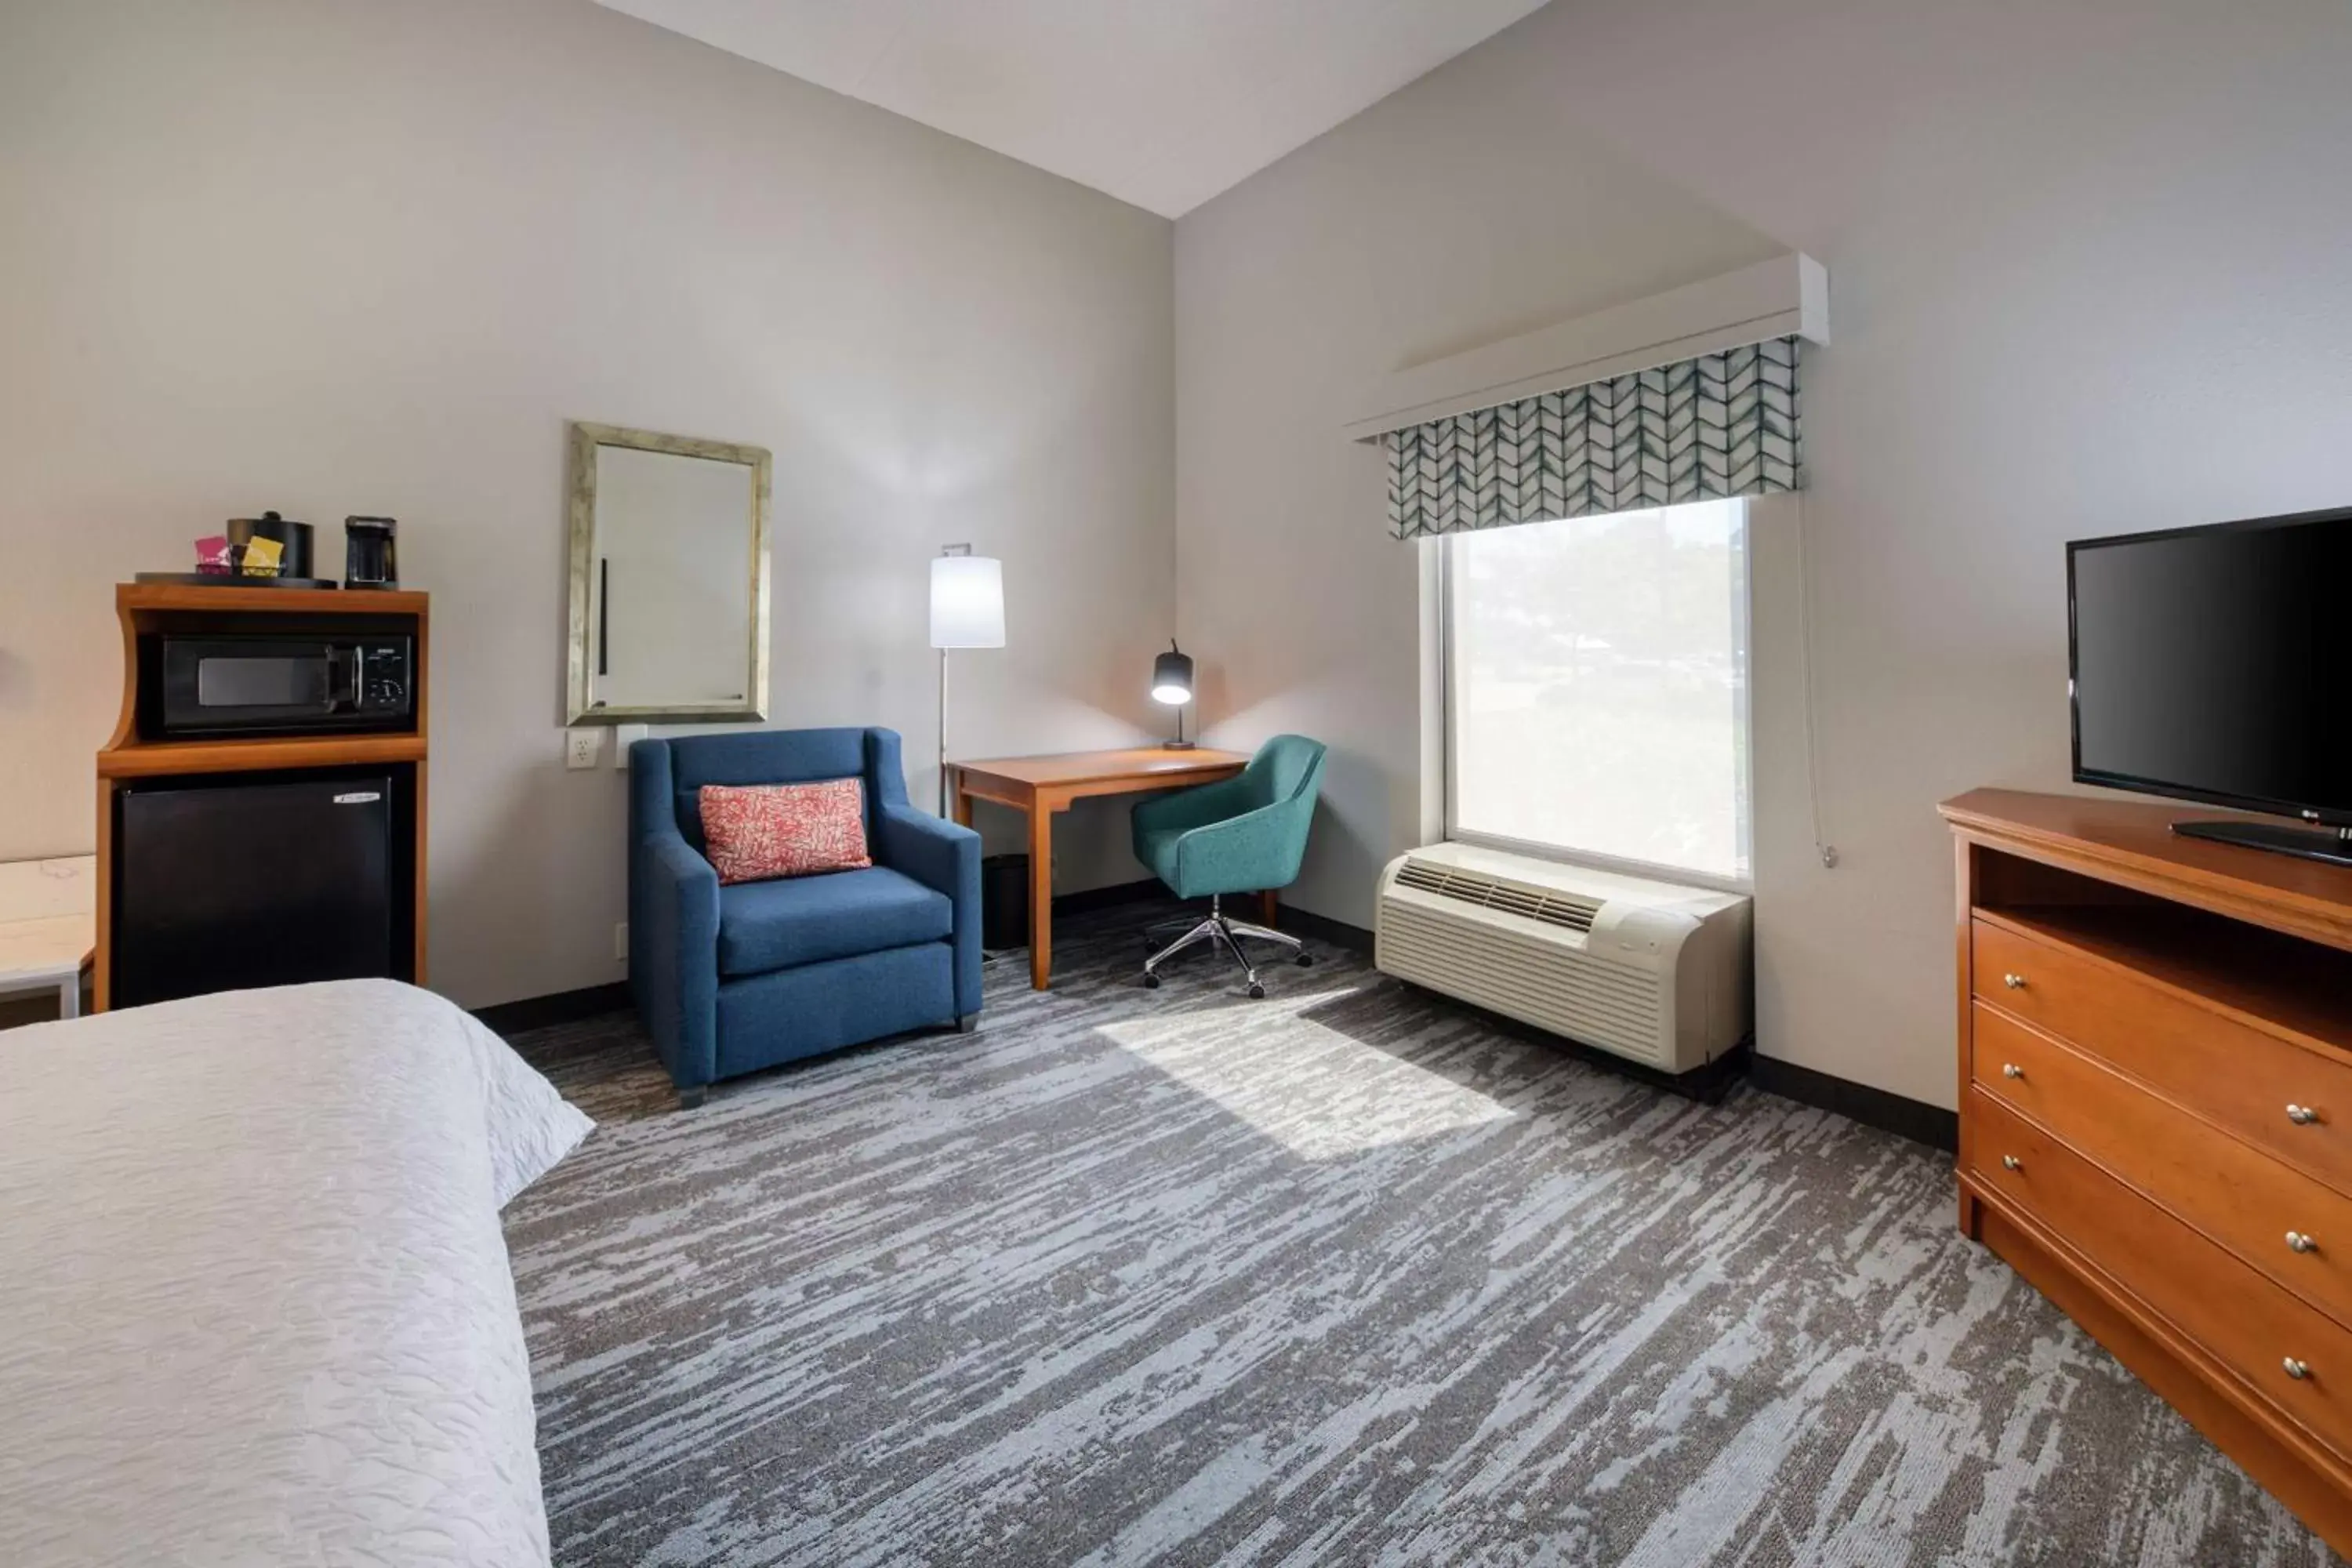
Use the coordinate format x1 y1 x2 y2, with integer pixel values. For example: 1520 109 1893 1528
1152 641 1196 750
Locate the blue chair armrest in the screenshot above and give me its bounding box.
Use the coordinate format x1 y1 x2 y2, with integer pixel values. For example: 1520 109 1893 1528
631 827 720 1089
874 804 982 1018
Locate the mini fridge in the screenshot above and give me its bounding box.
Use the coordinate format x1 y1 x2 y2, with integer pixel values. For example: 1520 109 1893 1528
113 771 400 1009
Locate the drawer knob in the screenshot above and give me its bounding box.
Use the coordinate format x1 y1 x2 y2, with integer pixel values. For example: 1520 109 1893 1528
2002 1063 2024 1080
2288 1231 2319 1254
2001 1154 2023 1171
2286 1357 2312 1381
2288 1104 2322 1126
2002 972 2027 989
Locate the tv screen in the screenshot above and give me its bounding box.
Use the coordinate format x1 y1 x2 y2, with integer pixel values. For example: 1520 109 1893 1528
2070 508 2352 824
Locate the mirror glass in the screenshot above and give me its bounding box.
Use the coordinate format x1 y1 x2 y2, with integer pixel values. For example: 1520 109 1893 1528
566 423 770 723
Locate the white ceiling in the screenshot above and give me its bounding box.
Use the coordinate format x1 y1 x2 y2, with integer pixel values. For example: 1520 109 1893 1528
591 0 1550 218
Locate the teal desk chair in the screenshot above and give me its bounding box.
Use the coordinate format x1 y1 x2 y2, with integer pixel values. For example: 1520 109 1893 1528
1131 734 1327 996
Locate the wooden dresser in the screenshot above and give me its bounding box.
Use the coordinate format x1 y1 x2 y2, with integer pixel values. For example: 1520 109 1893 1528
1943 788 2352 1552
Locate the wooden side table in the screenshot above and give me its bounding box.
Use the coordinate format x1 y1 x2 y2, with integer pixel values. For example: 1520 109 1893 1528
951 747 1252 989
0 919 92 1019
0 857 96 1021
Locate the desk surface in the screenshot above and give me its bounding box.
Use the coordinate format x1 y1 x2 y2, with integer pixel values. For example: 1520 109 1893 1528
0 915 92 985
0 856 94 994
953 746 1251 789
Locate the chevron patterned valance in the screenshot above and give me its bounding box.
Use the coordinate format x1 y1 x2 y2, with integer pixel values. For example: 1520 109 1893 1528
1385 336 1802 539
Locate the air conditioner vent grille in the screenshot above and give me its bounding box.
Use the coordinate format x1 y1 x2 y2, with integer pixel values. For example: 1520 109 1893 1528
1394 858 1599 932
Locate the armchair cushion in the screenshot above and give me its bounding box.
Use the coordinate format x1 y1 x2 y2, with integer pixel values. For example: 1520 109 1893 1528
699 779 873 884
716 866 952 978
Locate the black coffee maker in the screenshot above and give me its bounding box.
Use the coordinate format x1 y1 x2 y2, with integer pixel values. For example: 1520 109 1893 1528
343 516 398 589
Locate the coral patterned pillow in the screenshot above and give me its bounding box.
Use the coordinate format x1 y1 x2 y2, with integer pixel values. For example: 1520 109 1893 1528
699 779 873 884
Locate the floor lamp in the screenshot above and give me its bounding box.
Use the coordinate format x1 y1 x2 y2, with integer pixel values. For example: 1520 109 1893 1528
930 545 1005 817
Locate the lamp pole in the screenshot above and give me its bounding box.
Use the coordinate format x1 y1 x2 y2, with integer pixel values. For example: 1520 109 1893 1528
929 543 1005 818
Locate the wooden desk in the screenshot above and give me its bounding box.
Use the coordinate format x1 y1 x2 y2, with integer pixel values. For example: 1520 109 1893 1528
953 747 1251 989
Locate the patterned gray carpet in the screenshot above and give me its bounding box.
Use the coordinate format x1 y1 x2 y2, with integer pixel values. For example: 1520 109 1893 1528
503 902 2340 1567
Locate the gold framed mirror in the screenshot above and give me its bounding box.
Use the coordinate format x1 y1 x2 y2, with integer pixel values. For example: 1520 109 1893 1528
564 422 771 724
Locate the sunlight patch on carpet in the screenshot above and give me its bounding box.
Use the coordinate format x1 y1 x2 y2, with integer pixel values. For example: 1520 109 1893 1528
1095 989 1517 1159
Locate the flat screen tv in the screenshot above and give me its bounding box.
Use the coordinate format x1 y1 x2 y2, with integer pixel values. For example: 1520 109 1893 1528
2069 506 2352 866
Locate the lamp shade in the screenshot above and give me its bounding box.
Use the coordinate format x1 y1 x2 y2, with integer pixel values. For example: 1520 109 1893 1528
929 554 1005 649
1151 641 1194 706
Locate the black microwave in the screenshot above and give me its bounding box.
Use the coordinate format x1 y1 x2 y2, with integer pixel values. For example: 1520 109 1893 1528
148 634 414 736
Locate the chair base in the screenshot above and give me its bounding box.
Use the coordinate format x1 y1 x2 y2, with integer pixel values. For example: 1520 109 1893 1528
1142 895 1311 997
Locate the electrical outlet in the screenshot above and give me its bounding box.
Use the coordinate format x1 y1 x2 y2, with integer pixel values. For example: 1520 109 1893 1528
564 728 603 770
614 921 629 962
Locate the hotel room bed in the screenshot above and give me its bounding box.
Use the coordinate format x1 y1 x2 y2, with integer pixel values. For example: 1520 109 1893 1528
0 979 590 1566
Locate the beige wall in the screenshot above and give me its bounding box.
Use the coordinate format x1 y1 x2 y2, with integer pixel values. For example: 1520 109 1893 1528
14 0 2350 1074
0 0 1174 1008
1175 0 2352 1108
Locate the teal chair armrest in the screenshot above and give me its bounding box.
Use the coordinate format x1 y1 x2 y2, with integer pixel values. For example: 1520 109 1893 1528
1166 797 1313 898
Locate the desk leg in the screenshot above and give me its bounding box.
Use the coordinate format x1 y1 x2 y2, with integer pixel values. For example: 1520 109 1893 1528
1028 800 1054 990
952 780 973 828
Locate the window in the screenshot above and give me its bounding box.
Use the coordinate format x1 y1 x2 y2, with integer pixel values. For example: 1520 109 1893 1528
1444 498 1751 885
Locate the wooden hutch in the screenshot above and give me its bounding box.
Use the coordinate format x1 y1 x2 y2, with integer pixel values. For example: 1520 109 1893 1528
95 583 430 1011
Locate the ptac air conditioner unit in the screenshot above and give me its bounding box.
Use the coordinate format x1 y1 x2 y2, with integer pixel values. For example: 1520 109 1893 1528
1374 840 1751 1074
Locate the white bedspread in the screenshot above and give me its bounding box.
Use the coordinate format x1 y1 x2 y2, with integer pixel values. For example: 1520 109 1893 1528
0 980 591 1566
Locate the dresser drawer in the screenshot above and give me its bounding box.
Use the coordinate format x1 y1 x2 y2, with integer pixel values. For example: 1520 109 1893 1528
1975 1004 2352 1330
1969 1088 2352 1458
1973 917 2352 1196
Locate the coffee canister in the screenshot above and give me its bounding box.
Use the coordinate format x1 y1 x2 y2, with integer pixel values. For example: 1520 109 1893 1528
226 511 314 579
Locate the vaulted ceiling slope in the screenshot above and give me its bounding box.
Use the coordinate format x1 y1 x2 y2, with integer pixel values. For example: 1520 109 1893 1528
590 0 1551 218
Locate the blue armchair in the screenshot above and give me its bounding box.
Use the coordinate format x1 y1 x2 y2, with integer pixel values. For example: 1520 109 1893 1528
1133 733 1327 996
629 728 982 1105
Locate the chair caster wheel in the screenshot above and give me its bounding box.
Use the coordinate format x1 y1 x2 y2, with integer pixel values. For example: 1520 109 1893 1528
1296 952 1314 967
1143 972 1161 989
1247 982 1266 1000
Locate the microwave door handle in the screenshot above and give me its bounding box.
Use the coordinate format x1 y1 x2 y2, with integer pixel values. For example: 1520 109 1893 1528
324 647 360 712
